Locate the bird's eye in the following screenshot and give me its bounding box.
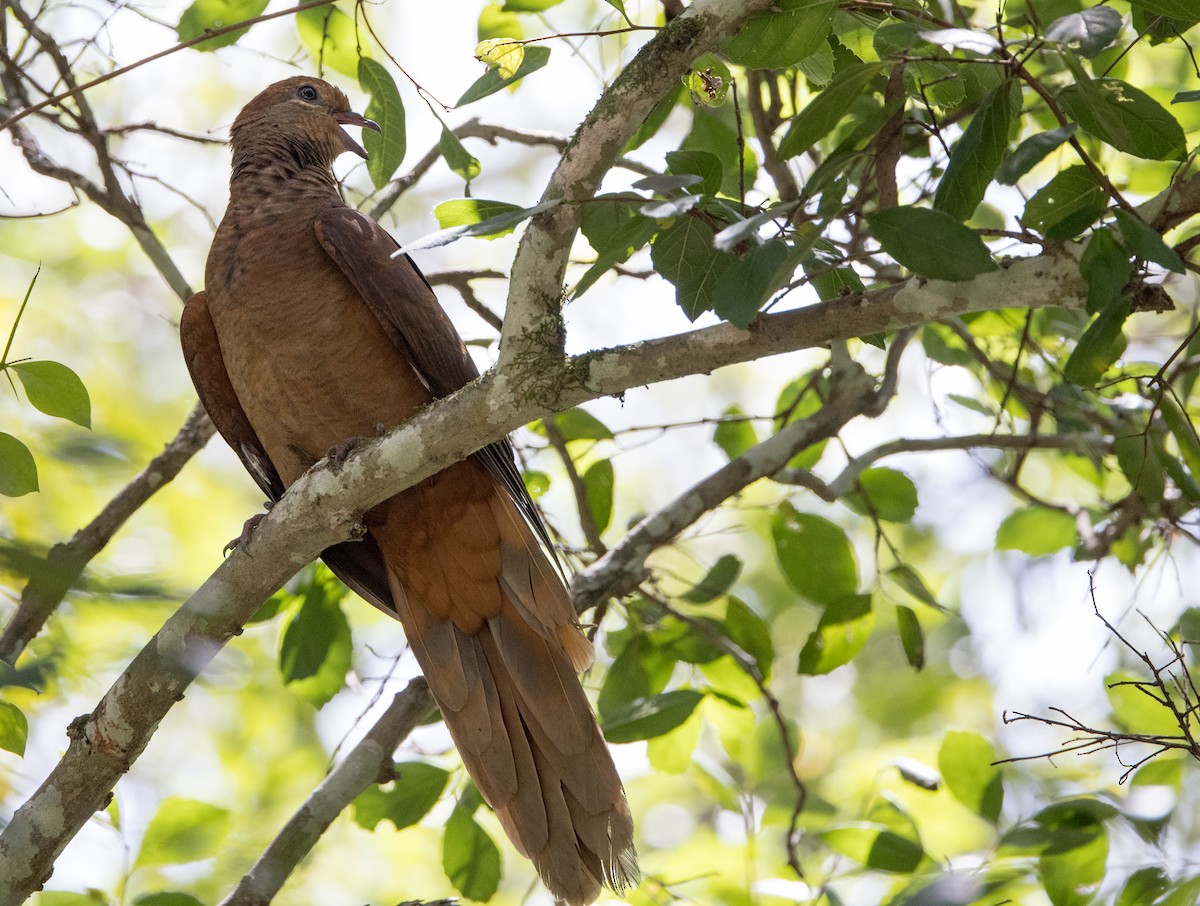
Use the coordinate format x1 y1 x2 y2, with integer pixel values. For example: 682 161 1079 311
297 85 319 101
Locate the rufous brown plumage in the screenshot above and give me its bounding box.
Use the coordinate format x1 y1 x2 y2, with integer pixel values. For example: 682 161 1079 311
180 76 638 905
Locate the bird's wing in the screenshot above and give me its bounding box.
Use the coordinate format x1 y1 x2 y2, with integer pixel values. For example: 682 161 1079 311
180 290 395 614
181 292 284 502
314 207 556 555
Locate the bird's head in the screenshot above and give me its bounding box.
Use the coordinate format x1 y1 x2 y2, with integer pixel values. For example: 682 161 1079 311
230 76 381 167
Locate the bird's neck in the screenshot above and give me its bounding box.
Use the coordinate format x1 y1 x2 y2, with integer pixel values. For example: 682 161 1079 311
228 136 341 201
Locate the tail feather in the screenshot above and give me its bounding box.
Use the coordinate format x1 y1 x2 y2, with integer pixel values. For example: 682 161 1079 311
374 469 638 905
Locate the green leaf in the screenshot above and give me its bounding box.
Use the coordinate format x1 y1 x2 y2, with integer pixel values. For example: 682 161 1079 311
1116 867 1171 906
723 597 774 678
405 199 558 251
843 467 918 522
278 569 352 708
868 206 997 281
1114 433 1167 503
723 0 836 69
353 762 450 831
358 58 405 190
821 823 925 872
12 360 90 428
602 689 705 743
1037 810 1108 906
939 730 1003 822
598 637 673 720
478 2 523 41
439 128 481 183
886 564 945 611
772 506 858 605
522 468 550 498
682 554 742 604
583 459 614 535
682 107 757 198
804 246 864 301
0 700 28 756
1080 227 1133 315
713 405 759 460
1058 77 1187 161
798 593 874 675
1113 210 1186 273
133 894 205 906
650 216 736 320
1064 291 1131 385
1161 395 1200 482
712 239 790 328
540 407 613 441
896 605 925 670
778 63 882 160
995 507 1077 556
503 0 564 9
665 149 723 198
456 44 550 106
177 0 267 50
1106 669 1181 735
296 6 363 78
435 198 520 232
1045 7 1124 57
1131 755 1184 786
1024 166 1107 239
933 83 1017 222
681 54 731 107
1158 876 1200 906
997 124 1078 185
442 809 501 901
576 194 658 296
1128 0 1197 18
135 798 231 868
474 37 524 79
646 707 701 774
0 432 38 497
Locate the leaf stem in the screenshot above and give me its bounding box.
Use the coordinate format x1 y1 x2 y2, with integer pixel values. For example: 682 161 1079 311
1 265 40 370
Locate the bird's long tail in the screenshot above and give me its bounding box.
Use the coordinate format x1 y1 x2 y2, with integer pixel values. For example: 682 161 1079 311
374 470 638 905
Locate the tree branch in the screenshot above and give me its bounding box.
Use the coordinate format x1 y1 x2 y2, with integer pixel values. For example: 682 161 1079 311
498 0 777 371
572 357 884 609
218 679 435 906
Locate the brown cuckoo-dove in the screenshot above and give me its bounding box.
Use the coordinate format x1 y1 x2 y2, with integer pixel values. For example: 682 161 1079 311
179 76 638 905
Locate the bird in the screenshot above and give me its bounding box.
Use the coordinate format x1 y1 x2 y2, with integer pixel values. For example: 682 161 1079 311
179 76 638 905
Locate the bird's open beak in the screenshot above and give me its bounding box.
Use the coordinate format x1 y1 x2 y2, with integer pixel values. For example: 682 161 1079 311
333 109 382 159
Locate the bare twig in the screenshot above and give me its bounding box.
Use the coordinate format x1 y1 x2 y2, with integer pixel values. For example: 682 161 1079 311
0 0 339 133
1000 573 1200 782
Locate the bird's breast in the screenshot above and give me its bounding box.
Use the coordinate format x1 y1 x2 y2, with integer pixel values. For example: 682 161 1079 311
205 211 432 486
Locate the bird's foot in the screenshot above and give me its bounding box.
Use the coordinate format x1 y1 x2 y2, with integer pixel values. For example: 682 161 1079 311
224 501 274 555
324 435 370 473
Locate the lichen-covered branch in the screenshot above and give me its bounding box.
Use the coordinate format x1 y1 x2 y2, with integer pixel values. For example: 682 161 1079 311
498 0 776 370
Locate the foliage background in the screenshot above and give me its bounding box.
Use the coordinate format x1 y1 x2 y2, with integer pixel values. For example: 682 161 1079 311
1 0 1199 904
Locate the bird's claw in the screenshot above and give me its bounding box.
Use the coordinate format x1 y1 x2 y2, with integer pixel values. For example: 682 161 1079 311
224 501 274 555
325 435 369 472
